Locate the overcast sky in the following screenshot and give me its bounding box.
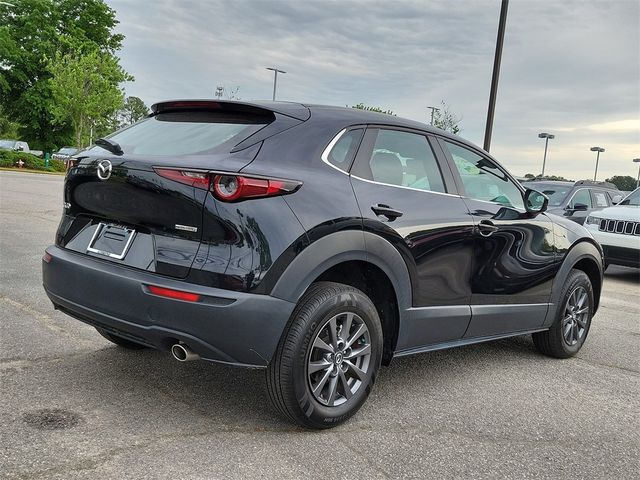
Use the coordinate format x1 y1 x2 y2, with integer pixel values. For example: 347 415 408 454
108 0 639 180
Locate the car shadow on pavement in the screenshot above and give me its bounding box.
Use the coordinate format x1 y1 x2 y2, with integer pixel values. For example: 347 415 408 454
60 332 545 431
604 265 640 283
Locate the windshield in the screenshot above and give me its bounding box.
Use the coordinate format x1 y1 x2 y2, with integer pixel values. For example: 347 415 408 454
87 111 271 156
0 140 16 149
533 185 572 207
619 188 640 206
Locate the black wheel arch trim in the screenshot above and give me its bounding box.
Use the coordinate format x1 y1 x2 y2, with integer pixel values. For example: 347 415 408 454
545 239 604 327
270 230 412 311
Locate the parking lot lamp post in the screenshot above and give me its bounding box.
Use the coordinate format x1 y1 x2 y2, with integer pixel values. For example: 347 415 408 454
538 132 554 177
266 67 286 101
634 158 640 188
590 147 605 181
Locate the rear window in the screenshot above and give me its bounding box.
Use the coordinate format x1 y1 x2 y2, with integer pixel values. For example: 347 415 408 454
90 112 271 156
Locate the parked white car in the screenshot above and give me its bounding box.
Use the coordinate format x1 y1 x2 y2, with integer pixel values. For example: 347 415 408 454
585 188 640 268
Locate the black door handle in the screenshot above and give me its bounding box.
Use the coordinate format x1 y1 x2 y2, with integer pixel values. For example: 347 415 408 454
371 204 403 221
477 220 499 237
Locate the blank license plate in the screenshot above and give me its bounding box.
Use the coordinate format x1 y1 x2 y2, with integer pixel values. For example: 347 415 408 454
87 223 136 259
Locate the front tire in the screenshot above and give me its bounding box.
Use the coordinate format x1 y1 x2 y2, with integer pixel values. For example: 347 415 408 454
533 269 594 358
266 282 383 429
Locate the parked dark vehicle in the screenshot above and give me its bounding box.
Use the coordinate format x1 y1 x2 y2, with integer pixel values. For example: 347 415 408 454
42 100 604 428
523 180 623 225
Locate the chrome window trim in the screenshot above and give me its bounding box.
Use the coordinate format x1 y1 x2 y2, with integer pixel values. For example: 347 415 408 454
350 174 462 198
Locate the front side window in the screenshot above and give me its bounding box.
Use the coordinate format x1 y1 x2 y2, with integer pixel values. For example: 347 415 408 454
351 129 446 193
569 189 592 209
443 141 524 209
325 129 363 172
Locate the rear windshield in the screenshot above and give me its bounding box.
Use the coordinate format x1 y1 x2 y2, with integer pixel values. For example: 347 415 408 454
89 111 271 156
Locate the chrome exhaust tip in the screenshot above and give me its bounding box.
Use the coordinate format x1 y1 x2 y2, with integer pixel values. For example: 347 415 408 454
171 343 200 362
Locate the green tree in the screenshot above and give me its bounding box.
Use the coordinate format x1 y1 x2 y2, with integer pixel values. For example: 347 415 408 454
431 101 461 134
351 103 396 116
0 107 20 138
605 175 636 191
48 47 131 148
115 96 149 129
0 0 128 151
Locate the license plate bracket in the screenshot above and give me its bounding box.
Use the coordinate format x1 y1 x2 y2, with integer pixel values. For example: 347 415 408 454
87 223 136 260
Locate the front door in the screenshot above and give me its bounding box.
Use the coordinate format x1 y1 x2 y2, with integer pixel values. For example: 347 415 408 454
437 138 557 338
349 127 475 351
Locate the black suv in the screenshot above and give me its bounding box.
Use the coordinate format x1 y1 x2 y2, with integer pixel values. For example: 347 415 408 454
523 180 623 225
43 100 603 428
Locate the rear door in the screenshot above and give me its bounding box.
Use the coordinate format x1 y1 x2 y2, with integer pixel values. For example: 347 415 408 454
59 105 277 278
349 127 475 350
438 138 556 337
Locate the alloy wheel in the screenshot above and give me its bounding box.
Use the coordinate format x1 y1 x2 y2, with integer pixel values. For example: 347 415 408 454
562 286 590 346
307 312 372 407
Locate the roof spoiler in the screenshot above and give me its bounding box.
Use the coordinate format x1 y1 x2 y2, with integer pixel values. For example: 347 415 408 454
150 99 310 121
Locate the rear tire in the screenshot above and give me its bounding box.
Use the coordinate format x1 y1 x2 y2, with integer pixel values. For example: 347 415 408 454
96 328 147 350
533 269 594 358
266 281 383 429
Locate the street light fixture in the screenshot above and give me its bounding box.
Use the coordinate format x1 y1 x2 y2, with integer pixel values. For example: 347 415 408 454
634 158 640 189
266 67 286 101
590 147 605 181
538 132 555 177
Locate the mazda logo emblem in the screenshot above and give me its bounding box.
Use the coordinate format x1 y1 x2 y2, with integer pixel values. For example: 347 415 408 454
96 160 112 180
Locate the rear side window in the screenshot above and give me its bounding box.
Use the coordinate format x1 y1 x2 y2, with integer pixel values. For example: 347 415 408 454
325 129 363 172
92 112 271 156
351 129 446 194
591 190 610 207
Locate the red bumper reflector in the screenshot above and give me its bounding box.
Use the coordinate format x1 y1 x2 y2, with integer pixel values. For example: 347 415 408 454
147 285 200 302
43 252 53 263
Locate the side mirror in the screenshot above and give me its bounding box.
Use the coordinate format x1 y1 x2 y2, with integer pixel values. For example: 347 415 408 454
16 145 24 152
611 194 623 205
573 203 589 212
524 188 548 214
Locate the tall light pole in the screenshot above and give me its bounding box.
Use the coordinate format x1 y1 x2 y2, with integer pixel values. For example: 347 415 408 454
590 147 605 181
634 158 640 189
483 0 509 152
538 132 555 177
266 67 286 101
427 106 440 126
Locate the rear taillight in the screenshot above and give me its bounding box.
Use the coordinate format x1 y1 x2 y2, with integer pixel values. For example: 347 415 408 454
154 168 301 202
154 168 210 189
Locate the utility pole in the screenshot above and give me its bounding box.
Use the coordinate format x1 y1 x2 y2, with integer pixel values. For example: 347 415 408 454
633 158 640 188
427 106 440 126
590 147 605 181
483 0 509 152
266 67 286 101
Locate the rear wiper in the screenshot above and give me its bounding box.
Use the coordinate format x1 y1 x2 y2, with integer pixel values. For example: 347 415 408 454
95 138 124 156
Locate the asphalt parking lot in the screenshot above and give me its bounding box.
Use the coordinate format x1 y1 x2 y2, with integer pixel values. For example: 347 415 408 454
1 170 638 479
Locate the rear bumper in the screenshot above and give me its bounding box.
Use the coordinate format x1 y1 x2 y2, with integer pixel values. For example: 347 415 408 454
42 246 295 368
